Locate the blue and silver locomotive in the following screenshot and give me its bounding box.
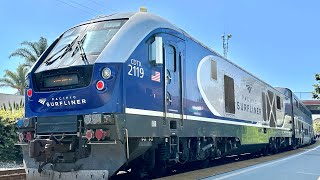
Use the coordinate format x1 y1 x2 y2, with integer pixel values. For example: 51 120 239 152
17 10 313 179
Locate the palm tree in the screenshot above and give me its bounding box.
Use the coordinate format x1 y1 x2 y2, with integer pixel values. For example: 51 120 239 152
9 37 48 67
0 65 28 95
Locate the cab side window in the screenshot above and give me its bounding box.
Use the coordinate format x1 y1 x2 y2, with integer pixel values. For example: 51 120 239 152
211 60 217 80
224 75 235 114
166 45 176 72
149 38 156 63
276 96 281 110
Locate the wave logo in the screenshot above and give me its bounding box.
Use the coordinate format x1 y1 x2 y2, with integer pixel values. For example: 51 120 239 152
38 98 46 105
246 84 252 93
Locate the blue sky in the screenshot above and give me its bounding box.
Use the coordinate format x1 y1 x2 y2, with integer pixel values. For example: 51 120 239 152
0 0 319 99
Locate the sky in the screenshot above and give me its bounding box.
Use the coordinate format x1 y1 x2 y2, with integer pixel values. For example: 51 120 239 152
0 0 319 99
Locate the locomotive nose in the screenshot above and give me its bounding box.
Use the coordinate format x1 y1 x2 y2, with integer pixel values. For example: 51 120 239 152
26 63 123 116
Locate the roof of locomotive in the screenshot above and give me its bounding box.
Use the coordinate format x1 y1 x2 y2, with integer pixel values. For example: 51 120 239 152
76 12 193 63
67 11 287 97
69 11 224 63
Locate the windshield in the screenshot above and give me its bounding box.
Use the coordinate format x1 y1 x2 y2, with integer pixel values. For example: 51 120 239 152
35 19 127 73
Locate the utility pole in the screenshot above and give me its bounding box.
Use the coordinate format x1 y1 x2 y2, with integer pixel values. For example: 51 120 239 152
222 33 232 58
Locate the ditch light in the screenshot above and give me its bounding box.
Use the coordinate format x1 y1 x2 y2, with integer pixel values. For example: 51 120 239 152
17 118 35 128
83 114 115 125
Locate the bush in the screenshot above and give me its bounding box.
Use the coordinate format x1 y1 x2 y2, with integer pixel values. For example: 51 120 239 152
314 120 320 135
0 108 24 162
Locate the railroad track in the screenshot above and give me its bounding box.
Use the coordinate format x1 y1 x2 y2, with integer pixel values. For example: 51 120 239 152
110 141 320 180
0 168 26 180
157 141 320 180
1 142 318 180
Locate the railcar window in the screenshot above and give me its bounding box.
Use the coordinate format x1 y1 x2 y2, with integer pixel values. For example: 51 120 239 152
299 103 304 113
149 38 156 63
262 92 267 121
295 99 299 107
82 29 118 54
40 26 86 68
306 105 320 111
309 127 312 134
211 60 217 80
224 75 235 114
276 96 281 110
166 45 176 72
35 19 127 73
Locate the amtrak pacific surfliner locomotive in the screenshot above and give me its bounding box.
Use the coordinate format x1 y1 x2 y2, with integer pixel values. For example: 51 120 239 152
17 10 313 179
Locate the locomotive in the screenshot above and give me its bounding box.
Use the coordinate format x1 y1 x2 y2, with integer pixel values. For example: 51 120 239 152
16 9 313 179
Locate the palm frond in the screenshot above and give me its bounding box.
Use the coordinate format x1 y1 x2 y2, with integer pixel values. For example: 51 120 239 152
9 48 36 61
21 41 40 57
3 70 20 84
21 62 33 68
0 78 16 88
37 37 48 55
0 65 28 95
10 37 49 68
9 50 29 59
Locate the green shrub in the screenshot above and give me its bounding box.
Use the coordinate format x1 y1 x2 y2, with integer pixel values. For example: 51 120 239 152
314 120 320 135
0 108 24 162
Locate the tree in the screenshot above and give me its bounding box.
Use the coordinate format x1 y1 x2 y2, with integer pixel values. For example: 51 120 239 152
0 65 28 95
9 37 48 67
0 106 24 162
314 120 320 135
312 74 320 99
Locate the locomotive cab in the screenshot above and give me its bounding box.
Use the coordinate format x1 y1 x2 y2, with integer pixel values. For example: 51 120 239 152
18 11 186 179
18 14 136 179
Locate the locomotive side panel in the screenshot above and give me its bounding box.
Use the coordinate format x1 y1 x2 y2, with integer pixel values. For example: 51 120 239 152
123 30 165 137
182 38 292 141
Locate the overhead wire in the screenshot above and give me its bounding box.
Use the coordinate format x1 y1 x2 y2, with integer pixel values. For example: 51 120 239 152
87 0 116 13
68 0 104 15
56 0 97 16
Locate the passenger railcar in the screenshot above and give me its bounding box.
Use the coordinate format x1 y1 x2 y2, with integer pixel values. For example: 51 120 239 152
17 10 313 179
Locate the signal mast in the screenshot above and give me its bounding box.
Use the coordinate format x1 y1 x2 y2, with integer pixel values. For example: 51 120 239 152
222 33 232 58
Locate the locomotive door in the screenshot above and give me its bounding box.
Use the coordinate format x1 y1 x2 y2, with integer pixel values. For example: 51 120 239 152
163 34 185 127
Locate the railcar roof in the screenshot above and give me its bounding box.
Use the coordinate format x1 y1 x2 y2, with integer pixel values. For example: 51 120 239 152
70 11 286 96
78 12 136 25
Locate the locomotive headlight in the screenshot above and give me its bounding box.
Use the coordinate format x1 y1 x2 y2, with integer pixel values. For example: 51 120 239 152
102 68 112 79
23 118 30 127
17 119 24 128
84 114 92 124
102 114 115 124
91 114 102 124
84 114 114 125
18 117 35 128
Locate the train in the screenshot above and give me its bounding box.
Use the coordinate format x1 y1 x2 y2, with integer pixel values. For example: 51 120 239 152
16 9 313 179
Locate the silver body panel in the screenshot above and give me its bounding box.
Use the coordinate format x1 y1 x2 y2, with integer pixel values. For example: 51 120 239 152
197 55 291 130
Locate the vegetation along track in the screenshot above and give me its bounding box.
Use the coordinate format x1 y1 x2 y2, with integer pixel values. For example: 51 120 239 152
0 168 25 180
